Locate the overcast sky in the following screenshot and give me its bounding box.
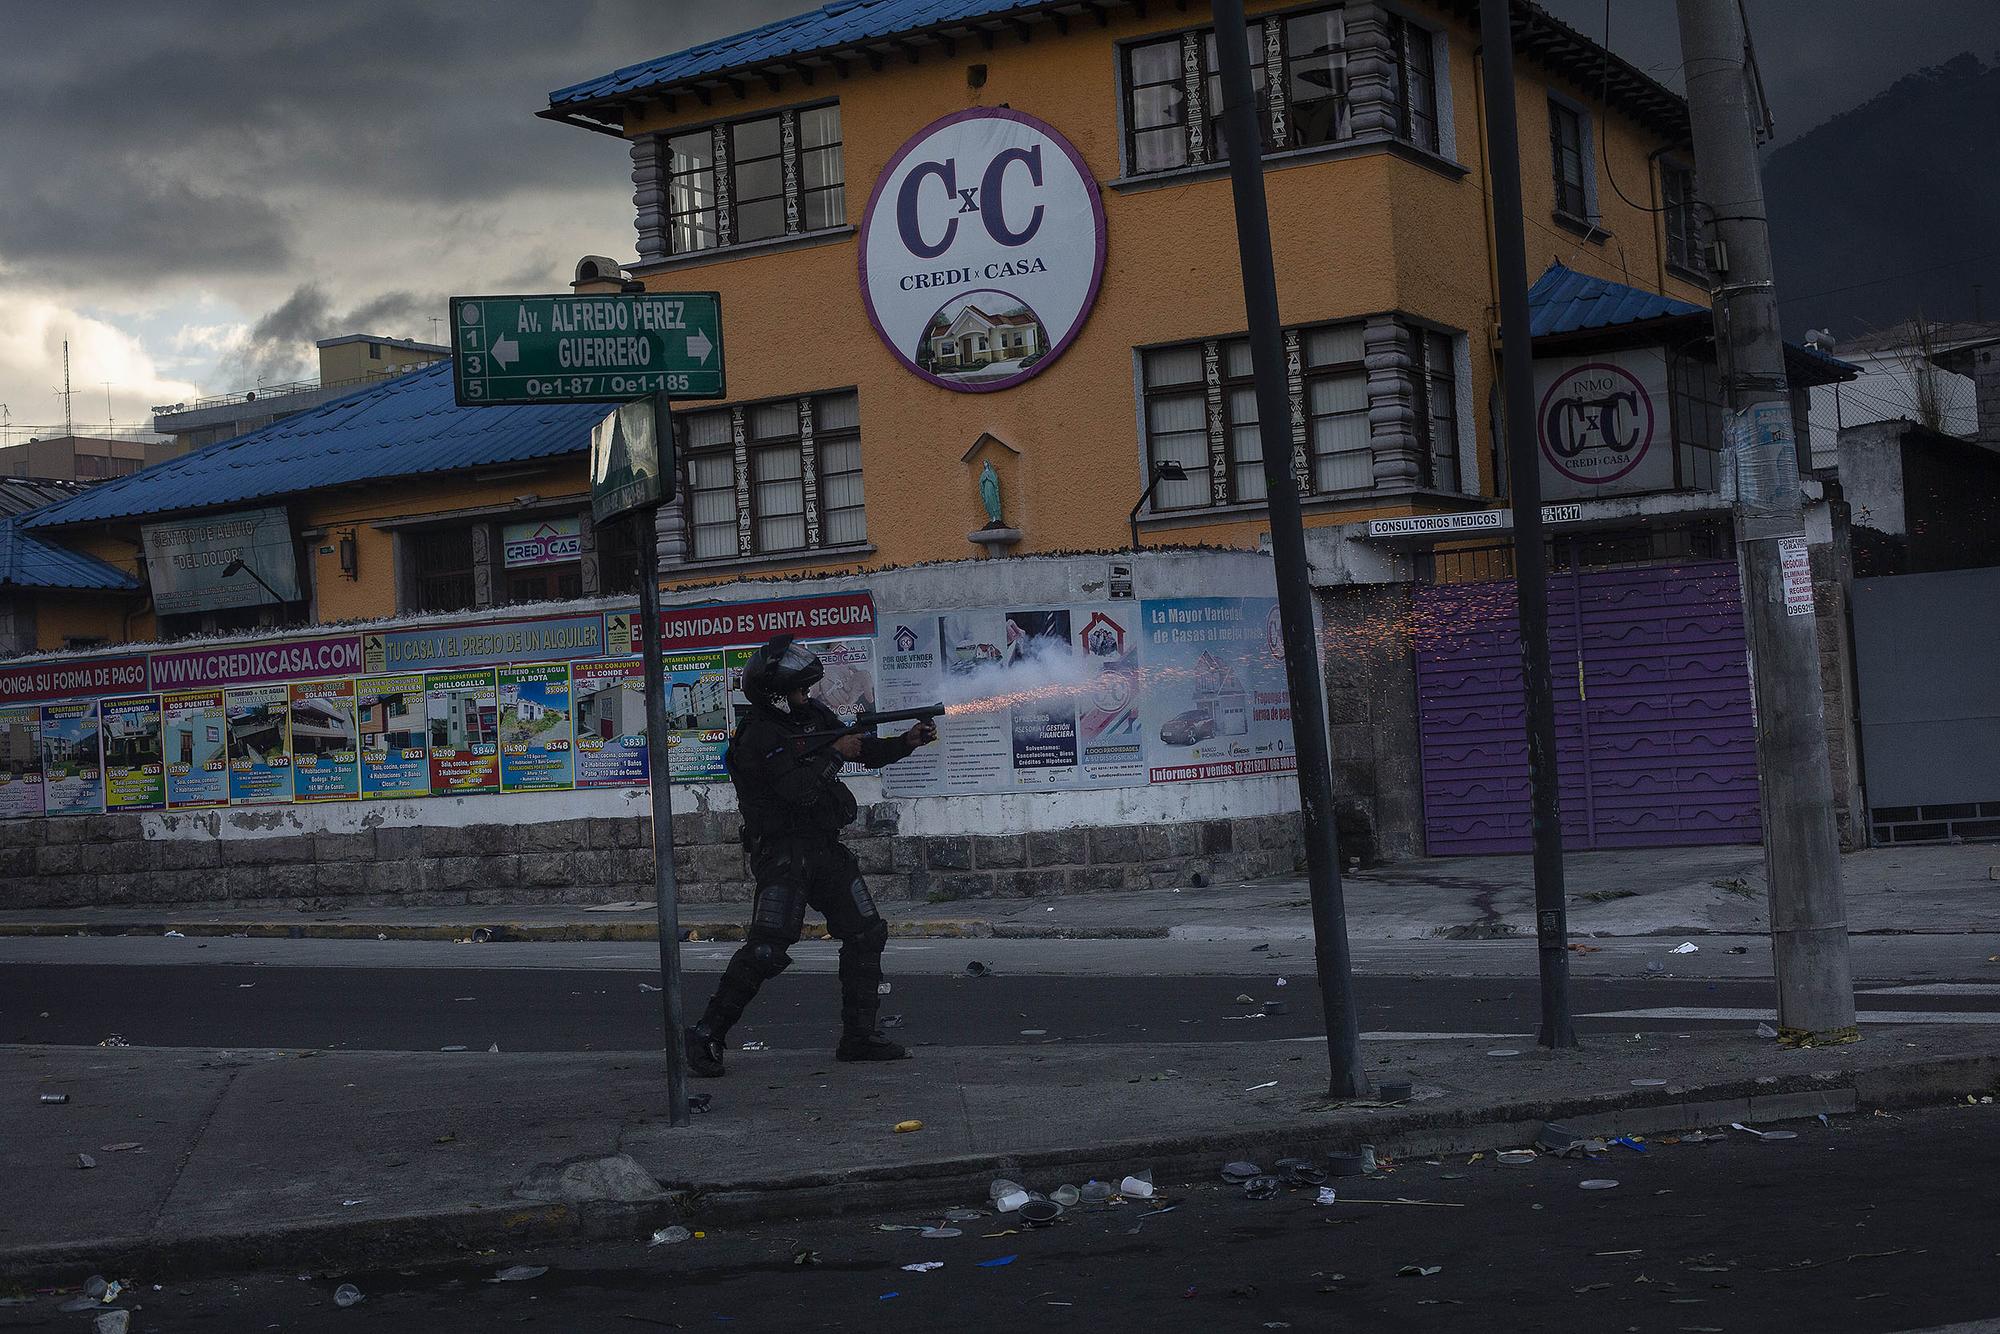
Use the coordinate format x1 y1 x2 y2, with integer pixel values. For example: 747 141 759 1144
2 0 1994 441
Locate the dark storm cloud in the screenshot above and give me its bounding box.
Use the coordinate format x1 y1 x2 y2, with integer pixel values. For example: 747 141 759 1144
0 0 799 286
223 284 446 385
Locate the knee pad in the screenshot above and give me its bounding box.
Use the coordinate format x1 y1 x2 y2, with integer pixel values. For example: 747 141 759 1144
745 939 794 979
847 914 888 954
750 883 807 937
846 876 879 922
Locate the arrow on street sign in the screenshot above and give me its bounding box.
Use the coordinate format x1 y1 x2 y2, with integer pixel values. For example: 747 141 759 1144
449 292 725 406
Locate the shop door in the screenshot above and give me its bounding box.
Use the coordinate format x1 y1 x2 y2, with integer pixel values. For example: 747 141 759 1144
1414 559 1761 855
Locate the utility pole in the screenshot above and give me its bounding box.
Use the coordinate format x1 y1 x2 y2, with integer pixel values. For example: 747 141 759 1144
1677 0 1856 1043
1210 0 1366 1099
1477 0 1575 1048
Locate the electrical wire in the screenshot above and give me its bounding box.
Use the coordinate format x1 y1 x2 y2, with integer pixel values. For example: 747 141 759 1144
1597 0 1668 216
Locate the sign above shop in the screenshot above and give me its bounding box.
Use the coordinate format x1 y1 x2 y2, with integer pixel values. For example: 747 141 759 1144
1366 504 1584 540
140 506 300 616
449 292 725 405
1533 350 1674 500
859 108 1105 394
502 517 582 568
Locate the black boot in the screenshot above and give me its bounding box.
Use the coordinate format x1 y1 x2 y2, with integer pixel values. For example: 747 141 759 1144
685 1021 727 1077
836 1005 909 1062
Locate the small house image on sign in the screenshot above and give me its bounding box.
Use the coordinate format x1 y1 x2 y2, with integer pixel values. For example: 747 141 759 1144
918 292 1049 385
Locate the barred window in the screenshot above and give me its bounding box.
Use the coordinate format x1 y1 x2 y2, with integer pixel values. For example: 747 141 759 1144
658 103 843 257
1303 325 1370 493
1121 4 1438 176
1549 99 1589 220
1412 329 1460 492
407 526 476 614
1663 162 1705 276
677 391 865 561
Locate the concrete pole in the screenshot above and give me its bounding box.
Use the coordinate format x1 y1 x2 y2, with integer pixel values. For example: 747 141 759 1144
1477 0 1575 1048
636 509 693 1124
1677 0 1857 1043
1210 0 1368 1099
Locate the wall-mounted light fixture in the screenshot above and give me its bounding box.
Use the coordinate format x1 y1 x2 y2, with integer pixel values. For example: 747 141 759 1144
337 531 358 580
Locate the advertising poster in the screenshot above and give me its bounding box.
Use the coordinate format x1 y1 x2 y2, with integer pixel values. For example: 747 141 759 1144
1140 597 1297 783
425 668 499 794
498 664 574 793
225 684 292 804
571 659 648 788
39 700 104 815
1003 610 1079 782
874 614 945 793
151 634 362 692
0 705 44 819
1073 606 1146 784
161 689 228 809
808 638 876 778
661 651 732 784
102 695 166 811
928 609 1014 793
289 679 360 802
364 612 606 675
357 675 429 799
1533 349 1673 500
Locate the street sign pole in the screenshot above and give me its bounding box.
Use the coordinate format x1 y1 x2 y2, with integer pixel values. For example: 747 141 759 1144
634 511 690 1128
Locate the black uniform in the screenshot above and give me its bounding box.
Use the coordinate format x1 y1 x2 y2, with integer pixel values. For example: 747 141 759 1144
693 697 916 1053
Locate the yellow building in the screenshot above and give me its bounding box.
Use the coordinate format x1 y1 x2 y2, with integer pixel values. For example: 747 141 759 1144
542 0 1713 575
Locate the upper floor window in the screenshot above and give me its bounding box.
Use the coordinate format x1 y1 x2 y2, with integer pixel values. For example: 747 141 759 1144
654 102 844 259
1662 161 1705 276
1548 98 1591 222
1412 328 1459 493
1120 5 1439 178
677 390 866 563
406 525 477 615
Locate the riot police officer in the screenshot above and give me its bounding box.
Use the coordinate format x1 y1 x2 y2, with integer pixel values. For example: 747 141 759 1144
685 635 936 1076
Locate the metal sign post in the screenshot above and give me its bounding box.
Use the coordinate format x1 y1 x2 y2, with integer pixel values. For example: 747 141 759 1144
450 293 725 406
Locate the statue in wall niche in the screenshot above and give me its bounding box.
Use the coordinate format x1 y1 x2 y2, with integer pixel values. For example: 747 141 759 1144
978 460 1004 528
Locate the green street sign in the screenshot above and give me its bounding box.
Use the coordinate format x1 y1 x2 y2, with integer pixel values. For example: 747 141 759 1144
449 292 725 406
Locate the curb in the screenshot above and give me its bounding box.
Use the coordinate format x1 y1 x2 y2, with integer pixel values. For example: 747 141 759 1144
7 1051 1995 1288
0 919 1036 944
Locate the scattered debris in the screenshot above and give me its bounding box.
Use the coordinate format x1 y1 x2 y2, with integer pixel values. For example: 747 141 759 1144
1262 1001 1289 1015
1730 1122 1798 1141
920 1227 963 1239
164 929 185 938
1612 1137 1647 1153
894 1119 923 1133
98 1035 128 1048
688 1093 713 1114
95 1311 130 1334
1579 1179 1620 1190
1245 1080 1279 1092
1728 946 1749 955
976 1256 1017 1268
1234 994 1257 1005
1050 1186 1080 1207
901 1262 943 1273
792 1249 820 1267
1398 1265 1442 1278
878 982 892 995
1242 1175 1282 1201
76 1153 96 1170
1020 1199 1062 1225
1274 977 1288 987
1631 1078 1668 1088
1119 1173 1156 1199
880 1015 904 1029
1376 1080 1413 1103
1486 1048 1520 1058
1020 1029 1046 1037
334 1283 364 1307
639 983 661 993
995 1187 1031 1212
1670 942 1700 955
492 1265 548 1282
965 962 991 977
39 1093 68 1104
740 1041 769 1052
1756 1022 1779 1039
650 1226 692 1247
1316 1187 1339 1205
1497 1149 1536 1166
1080 1180 1113 1205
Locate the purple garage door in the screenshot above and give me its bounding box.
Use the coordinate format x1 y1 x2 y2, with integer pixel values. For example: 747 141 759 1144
1414 560 1761 855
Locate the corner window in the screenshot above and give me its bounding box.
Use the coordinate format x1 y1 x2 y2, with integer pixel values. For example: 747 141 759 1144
1549 98 1590 221
677 390 866 562
1413 329 1459 492
655 102 844 258
1302 325 1370 492
1663 161 1705 276
1120 5 1441 178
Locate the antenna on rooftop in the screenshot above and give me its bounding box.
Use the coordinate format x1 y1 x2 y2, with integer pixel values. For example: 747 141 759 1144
58 340 74 439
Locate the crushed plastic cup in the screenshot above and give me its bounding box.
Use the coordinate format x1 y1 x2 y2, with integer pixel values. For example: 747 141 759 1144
989 1178 1023 1202
1220 1161 1262 1184
84 1276 109 1299
1050 1185 1080 1207
334 1283 364 1307
1315 1186 1338 1205
1497 1149 1537 1165
1670 942 1700 954
1242 1174 1282 1200
996 1189 1032 1213
650 1226 692 1247
94 1312 129 1334
1119 1173 1155 1199
493 1265 547 1282
1755 1022 1779 1039
1080 1180 1113 1204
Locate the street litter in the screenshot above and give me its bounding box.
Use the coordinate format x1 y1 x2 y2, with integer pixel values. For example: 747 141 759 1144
1245 1080 1279 1092
1234 994 1257 1004
1612 1137 1647 1153
1050 1186 1080 1207
792 1249 820 1266
1398 1265 1442 1277
1497 1149 1536 1166
1281 1160 1328 1186
333 1283 364 1307
1730 1122 1797 1141
1221 1161 1261 1183
966 961 992 976
639 983 661 993
920 1227 962 1239
488 1043 500 1053
1631 1078 1668 1087
1327 1152 1370 1177
164 929 184 938
1486 1048 1520 1057
740 1041 769 1051
440 1045 467 1052
76 1153 96 1169
492 1265 547 1282
1242 1175 1282 1200
1670 942 1700 955
878 982 892 994
60 1298 103 1313
902 1262 944 1273
1019 1199 1063 1225
1221 1013 1269 1021
1080 1180 1113 1204
99 1035 128 1047
39 1093 68 1104
996 1188 1031 1212
650 1226 691 1247
95 1312 129 1334
1536 1122 1579 1151
1729 946 1749 954
1579 1179 1620 1190
990 1178 1023 1200
1376 1080 1413 1103
977 1256 1017 1268
1756 1022 1778 1038
1646 960 1665 974
945 1207 985 1221
1316 1187 1339 1205
894 1119 923 1133
1262 1001 1288 1015
341 1198 370 1207
688 1092 713 1113
1275 977 1288 987
1120 1172 1156 1199
1020 1029 1046 1036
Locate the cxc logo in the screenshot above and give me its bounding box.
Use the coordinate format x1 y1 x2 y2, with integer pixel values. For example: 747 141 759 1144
893 625 918 653
897 146 1046 259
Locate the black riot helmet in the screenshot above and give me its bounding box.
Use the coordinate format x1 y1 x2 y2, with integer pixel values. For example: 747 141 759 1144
740 634 823 703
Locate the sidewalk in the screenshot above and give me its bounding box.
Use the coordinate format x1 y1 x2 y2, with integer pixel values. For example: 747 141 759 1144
4 843 1994 942
10 1025 1999 1284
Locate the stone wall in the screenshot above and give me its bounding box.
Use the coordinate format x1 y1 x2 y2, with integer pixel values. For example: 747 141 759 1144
0 807 1304 912
1316 582 1424 863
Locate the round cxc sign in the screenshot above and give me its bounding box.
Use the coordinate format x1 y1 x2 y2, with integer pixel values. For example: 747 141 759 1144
859 108 1105 394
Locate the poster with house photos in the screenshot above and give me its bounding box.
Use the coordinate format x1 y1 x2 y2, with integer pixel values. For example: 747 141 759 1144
161 689 227 809
570 659 647 788
660 650 732 783
425 668 499 794
39 701 104 815
225 684 292 805
0 705 44 819
102 694 166 811
498 664 574 793
289 679 359 801
357 675 428 799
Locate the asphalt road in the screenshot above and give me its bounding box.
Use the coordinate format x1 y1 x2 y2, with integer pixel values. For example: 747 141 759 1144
4 958 1998 1052
17 1104 1998 1332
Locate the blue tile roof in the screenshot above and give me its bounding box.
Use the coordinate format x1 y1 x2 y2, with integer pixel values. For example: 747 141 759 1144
0 515 141 591
549 0 1046 108
25 363 609 531
1528 262 1705 338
